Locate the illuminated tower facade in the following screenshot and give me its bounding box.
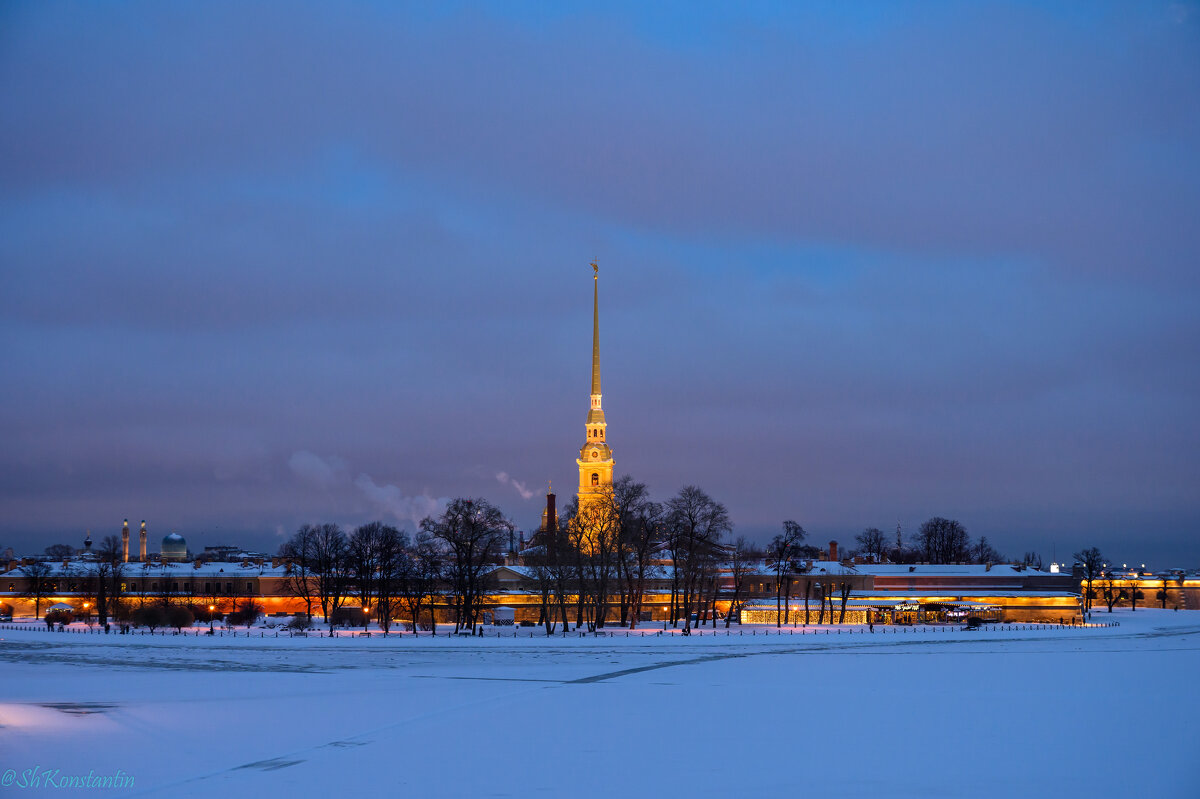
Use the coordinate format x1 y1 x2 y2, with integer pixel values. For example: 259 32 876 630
138 520 147 562
121 519 130 563
576 262 613 507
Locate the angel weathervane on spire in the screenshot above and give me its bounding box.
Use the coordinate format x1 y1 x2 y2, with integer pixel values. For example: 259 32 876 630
592 259 598 279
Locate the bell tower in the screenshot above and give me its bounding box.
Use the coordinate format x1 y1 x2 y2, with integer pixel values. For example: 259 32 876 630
577 261 613 506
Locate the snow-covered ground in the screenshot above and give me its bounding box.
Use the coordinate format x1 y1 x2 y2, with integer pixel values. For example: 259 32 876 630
2 609 1196 797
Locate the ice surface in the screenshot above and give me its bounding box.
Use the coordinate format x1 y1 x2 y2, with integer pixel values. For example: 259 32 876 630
2 610 1196 797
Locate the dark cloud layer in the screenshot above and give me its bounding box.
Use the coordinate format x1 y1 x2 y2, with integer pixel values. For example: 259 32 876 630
1 2 1197 565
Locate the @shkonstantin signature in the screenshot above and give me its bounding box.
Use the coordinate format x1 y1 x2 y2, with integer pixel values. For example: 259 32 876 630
3 767 135 789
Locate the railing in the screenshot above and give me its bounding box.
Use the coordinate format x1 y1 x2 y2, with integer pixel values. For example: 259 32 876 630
0 620 1123 638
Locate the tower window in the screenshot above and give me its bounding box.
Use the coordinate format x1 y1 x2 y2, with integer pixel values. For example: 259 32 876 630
591 473 599 486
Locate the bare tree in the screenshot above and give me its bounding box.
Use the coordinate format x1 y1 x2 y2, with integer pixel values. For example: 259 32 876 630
611 476 661 629
349 522 399 629
917 517 971 564
95 535 126 627
1157 577 1172 609
766 520 805 627
422 498 512 635
549 520 578 634
664 486 731 635
44 543 74 559
1100 577 1122 612
725 536 757 628
1021 551 1044 570
971 536 1003 564
397 531 444 635
837 578 852 623
370 525 407 633
525 542 560 635
311 523 352 633
279 525 319 618
20 562 53 619
855 527 886 561
1073 547 1104 613
570 488 621 630
624 500 663 630
152 564 178 610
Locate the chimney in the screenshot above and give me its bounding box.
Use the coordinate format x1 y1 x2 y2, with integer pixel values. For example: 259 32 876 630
545 488 558 532
139 520 147 562
122 519 130 563
828 540 839 562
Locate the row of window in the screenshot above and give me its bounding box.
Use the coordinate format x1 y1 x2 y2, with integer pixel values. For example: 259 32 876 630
144 581 255 593
9 581 255 593
588 428 605 439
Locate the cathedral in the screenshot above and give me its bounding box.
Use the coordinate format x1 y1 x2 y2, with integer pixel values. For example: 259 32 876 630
576 261 613 509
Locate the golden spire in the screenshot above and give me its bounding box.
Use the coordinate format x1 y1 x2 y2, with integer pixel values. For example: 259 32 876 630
591 260 601 397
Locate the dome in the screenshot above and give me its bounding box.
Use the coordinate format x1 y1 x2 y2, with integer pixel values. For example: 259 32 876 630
161 532 188 562
578 441 612 462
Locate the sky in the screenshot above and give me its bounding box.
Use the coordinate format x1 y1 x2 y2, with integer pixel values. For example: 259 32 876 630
1 1 1197 567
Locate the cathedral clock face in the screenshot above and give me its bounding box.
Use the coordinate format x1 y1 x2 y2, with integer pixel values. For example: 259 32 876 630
591 450 598 459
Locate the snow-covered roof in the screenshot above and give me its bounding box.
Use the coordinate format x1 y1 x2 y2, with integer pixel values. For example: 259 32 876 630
1 560 290 578
859 563 1048 577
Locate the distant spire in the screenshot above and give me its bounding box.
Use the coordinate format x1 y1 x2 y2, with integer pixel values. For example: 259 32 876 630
591 260 601 396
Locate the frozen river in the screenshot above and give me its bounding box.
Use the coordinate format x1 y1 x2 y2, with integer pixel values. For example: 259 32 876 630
2 610 1197 797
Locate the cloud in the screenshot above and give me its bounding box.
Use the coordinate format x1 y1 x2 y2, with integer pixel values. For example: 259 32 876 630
0 4 1197 566
354 473 448 529
287 451 348 489
496 471 535 501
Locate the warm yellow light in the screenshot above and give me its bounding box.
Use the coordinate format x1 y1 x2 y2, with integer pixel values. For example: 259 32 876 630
208 605 215 611
82 602 89 609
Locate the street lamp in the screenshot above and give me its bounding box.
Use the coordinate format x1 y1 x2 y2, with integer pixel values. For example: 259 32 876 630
208 604 216 633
